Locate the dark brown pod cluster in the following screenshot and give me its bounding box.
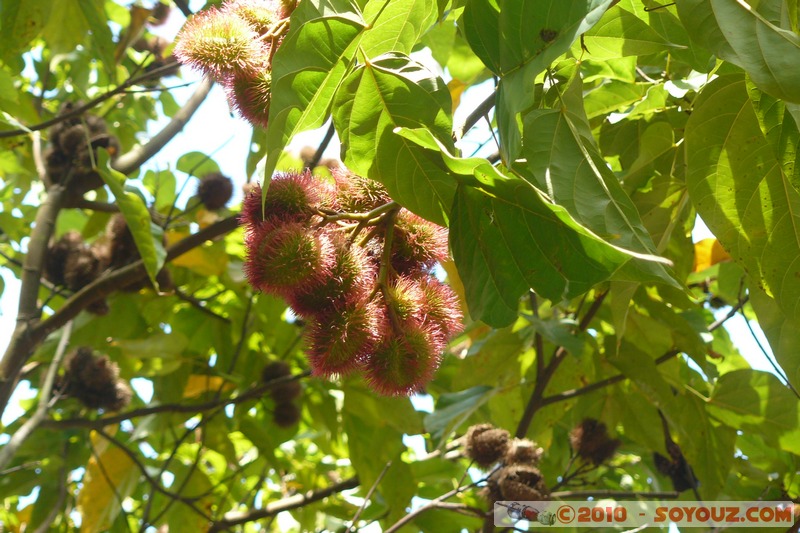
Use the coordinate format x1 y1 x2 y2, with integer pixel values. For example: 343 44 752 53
654 442 698 492
43 231 109 314
465 423 510 468
261 361 302 427
240 169 463 396
45 102 120 198
61 347 132 411
463 423 548 504
197 172 234 210
569 418 621 466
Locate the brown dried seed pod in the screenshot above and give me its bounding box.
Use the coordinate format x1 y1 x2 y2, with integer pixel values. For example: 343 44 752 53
569 418 621 466
465 423 510 468
269 379 302 403
273 401 301 428
504 438 544 466
261 361 291 382
498 464 548 502
63 348 132 412
197 172 234 210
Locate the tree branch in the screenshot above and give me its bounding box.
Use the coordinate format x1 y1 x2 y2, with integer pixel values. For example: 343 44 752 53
550 490 679 500
0 215 239 421
208 476 359 532
43 371 308 430
0 62 181 139
112 77 214 175
0 320 72 471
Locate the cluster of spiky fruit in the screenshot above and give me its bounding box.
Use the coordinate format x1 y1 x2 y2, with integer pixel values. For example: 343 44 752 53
59 347 132 412
464 423 549 503
45 102 120 200
261 360 302 427
240 169 463 395
174 0 295 128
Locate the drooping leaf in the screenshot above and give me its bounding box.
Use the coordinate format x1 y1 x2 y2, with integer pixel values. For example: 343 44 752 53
424 385 494 447
96 150 166 288
78 433 139 533
676 0 800 103
398 126 670 326
262 0 367 187
333 53 455 224
685 75 800 321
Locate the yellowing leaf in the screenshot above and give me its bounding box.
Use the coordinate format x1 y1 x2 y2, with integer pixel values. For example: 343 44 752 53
78 434 139 533
10 504 31 532
165 230 228 276
447 78 467 114
182 375 235 398
693 238 731 272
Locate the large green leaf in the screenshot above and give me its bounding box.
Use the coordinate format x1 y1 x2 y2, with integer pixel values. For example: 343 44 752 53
685 75 800 321
361 0 439 57
581 3 679 58
675 0 800 103
522 92 677 288
333 53 455 224
708 369 798 449
0 0 51 65
397 127 669 326
96 150 166 288
262 0 367 186
749 284 800 392
460 0 614 161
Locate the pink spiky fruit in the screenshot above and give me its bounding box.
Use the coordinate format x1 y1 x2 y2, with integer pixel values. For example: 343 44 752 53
225 69 272 128
243 222 333 295
391 210 449 274
240 172 331 233
418 277 464 338
305 298 381 377
364 320 443 396
174 7 265 79
223 0 282 36
287 232 377 317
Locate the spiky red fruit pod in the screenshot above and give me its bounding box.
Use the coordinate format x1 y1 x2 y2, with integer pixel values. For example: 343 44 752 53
288 233 377 317
418 277 464 338
225 69 272 128
391 210 449 274
364 320 443 396
305 299 381 377
174 7 265 79
333 169 391 212
223 0 282 36
243 222 334 295
240 172 330 232
198 172 234 210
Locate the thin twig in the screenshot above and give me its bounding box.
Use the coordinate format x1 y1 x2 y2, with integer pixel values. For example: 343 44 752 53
208 477 360 532
348 460 392 532
308 123 335 169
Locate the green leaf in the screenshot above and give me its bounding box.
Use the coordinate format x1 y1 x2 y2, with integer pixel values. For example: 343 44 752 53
0 0 51 65
333 52 455 224
398 126 668 326
747 78 800 194
263 0 367 186
424 386 494 448
521 95 676 288
708 369 798 446
581 4 680 58
676 0 800 103
748 284 800 392
461 0 614 160
175 151 220 178
685 75 800 322
78 0 117 81
361 0 438 57
96 150 166 288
